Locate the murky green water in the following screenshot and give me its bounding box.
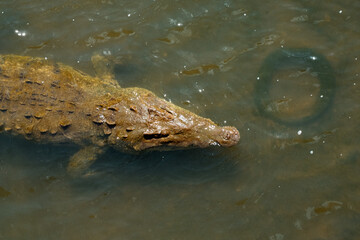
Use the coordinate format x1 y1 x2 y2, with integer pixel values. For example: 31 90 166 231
1 0 359 239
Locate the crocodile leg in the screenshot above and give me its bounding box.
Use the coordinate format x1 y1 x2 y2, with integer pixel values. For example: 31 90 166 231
67 145 107 175
91 54 120 88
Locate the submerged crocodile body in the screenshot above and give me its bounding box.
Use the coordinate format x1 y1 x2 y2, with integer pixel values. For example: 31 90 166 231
0 54 239 173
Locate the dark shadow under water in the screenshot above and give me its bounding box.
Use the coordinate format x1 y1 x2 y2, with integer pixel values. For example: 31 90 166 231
0 134 245 188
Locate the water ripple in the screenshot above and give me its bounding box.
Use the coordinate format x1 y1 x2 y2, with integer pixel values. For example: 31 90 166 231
157 148 242 185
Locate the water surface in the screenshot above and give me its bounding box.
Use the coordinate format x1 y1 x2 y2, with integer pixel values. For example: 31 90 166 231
1 0 359 239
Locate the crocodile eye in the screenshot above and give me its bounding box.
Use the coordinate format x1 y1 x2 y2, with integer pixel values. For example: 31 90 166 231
143 133 169 140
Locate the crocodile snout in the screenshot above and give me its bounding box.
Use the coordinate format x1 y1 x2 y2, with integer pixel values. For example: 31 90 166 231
215 126 240 147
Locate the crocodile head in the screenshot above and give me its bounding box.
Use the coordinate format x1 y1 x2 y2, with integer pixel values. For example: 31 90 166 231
106 88 240 152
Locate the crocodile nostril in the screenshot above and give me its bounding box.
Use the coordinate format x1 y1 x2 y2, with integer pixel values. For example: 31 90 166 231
218 127 240 146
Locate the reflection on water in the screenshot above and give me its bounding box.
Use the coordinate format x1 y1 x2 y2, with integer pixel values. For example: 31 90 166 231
1 0 360 239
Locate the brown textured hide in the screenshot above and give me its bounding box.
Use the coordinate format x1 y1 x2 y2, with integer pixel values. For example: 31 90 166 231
0 54 239 155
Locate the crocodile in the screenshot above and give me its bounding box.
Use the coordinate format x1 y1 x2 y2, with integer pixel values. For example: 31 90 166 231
0 54 240 174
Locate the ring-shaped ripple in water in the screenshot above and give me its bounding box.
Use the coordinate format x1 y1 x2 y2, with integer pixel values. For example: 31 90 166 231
252 48 336 139
254 48 336 126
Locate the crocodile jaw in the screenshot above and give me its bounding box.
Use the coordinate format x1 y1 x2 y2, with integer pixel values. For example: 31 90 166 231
131 125 240 151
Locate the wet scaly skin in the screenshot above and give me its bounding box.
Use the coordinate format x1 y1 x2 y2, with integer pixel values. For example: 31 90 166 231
0 54 239 171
